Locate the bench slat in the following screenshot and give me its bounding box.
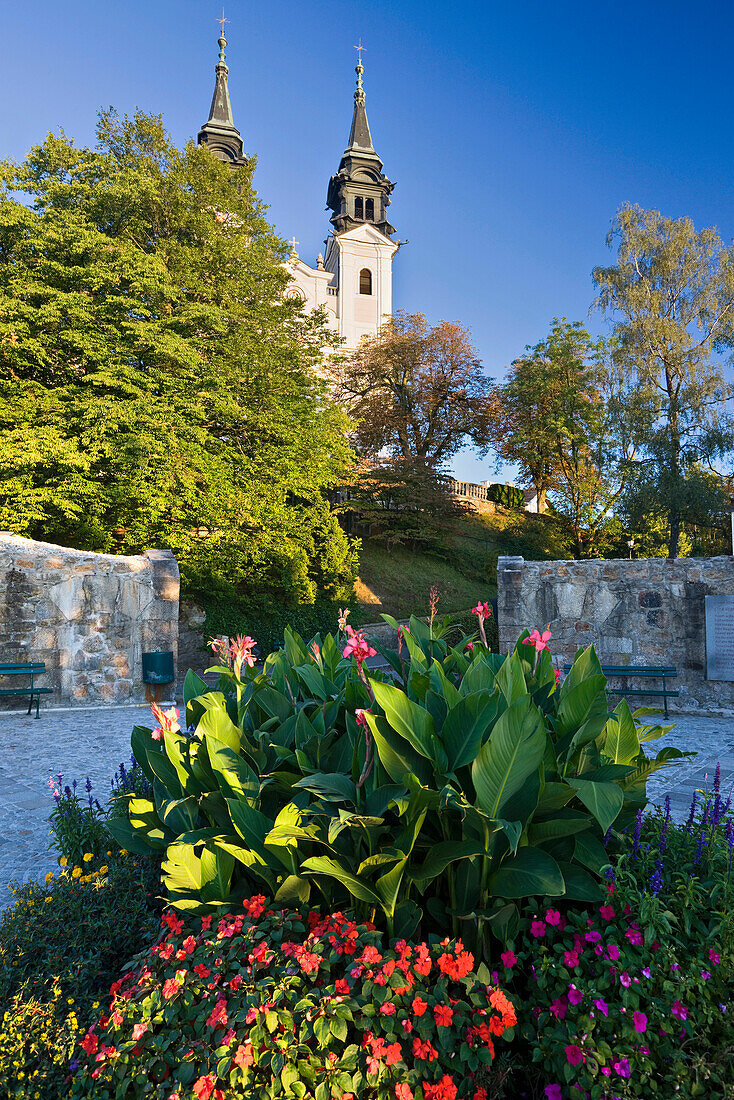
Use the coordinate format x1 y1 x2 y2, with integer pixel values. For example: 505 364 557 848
0 687 53 696
606 687 679 697
0 664 46 672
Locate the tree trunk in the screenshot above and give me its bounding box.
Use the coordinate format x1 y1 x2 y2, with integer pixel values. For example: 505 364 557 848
537 486 547 514
668 507 681 558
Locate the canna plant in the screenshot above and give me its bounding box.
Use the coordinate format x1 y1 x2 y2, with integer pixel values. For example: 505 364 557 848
109 616 689 963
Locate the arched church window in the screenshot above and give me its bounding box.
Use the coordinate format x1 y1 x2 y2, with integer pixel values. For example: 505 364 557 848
354 197 364 219
365 198 375 221
359 268 373 295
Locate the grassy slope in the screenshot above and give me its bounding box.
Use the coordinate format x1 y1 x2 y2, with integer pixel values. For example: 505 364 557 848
354 506 572 622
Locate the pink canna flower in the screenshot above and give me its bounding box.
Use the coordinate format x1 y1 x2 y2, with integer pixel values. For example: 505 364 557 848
355 709 371 726
523 626 552 653
471 601 492 647
338 607 350 632
343 626 377 667
151 703 180 742
230 634 257 677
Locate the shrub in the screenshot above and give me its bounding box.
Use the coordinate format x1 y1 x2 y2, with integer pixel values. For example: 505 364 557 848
500 787 734 1099
0 979 80 1100
71 902 516 1100
47 772 109 866
486 484 525 510
110 619 686 965
0 857 161 1024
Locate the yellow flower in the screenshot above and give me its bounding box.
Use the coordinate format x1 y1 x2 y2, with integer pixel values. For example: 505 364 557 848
106 850 112 857
99 865 109 874
71 867 81 879
44 897 52 904
59 857 67 868
119 849 128 856
44 872 54 883
83 853 93 862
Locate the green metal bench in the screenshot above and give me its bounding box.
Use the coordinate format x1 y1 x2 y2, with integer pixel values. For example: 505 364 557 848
0 662 52 719
563 663 679 718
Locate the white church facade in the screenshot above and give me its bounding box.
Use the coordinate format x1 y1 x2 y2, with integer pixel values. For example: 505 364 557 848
197 32 399 351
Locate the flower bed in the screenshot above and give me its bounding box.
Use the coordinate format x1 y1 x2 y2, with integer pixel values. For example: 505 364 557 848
71 904 516 1100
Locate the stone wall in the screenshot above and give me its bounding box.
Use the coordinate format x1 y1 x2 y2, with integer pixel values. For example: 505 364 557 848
497 555 734 714
0 533 179 707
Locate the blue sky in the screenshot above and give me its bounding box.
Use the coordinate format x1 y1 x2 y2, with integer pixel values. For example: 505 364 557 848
3 0 734 481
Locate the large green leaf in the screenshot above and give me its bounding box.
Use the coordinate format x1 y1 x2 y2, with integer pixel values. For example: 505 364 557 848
200 844 235 903
197 706 241 752
574 832 611 875
207 737 260 804
527 811 592 845
558 860 603 901
442 691 501 769
567 778 623 834
160 796 200 835
459 657 501 697
106 812 163 856
410 840 485 889
494 653 528 705
555 675 608 738
488 846 564 898
536 782 575 813
603 700 640 764
183 669 208 710
370 679 437 761
292 773 357 804
366 713 432 786
301 856 382 906
472 697 546 818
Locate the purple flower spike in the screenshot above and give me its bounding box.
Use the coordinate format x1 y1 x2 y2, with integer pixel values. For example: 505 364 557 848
686 790 698 831
649 858 663 895
693 829 706 867
631 809 643 860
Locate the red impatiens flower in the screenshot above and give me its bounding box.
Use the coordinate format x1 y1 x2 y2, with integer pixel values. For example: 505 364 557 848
192 1075 223 1100
412 1037 439 1061
434 1004 453 1027
385 1042 403 1066
412 995 428 1017
424 1074 458 1100
131 1022 148 1041
395 1085 414 1100
233 1042 254 1069
205 998 228 1029
80 1032 98 1056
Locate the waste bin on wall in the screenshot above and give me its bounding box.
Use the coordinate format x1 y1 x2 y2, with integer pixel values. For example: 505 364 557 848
142 650 175 685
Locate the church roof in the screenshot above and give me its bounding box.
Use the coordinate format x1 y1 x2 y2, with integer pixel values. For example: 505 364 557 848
197 30 247 166
345 60 375 156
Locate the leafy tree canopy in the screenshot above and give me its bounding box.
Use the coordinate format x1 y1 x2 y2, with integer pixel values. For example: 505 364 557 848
593 203 734 557
0 110 356 605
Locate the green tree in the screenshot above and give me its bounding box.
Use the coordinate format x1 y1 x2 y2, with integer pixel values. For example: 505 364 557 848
0 110 356 607
490 319 634 554
593 203 734 557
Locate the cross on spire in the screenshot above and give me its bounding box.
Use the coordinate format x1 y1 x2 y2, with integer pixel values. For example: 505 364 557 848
354 39 366 65
217 9 229 36
289 237 299 254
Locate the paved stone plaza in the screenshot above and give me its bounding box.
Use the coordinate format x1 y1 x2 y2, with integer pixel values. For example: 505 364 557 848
0 705 732 910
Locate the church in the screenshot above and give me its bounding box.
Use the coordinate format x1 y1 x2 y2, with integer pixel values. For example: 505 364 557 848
197 27 399 351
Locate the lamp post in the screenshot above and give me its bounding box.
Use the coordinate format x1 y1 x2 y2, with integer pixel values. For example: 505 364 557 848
627 538 635 560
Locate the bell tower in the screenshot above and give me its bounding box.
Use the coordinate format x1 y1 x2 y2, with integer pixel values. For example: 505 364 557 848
324 47 399 350
197 18 248 166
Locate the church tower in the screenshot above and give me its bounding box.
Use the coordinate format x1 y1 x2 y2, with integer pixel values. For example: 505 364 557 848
322 50 399 349
197 24 247 166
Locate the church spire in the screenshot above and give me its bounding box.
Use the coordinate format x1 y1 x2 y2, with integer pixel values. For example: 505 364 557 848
346 43 375 154
197 14 247 166
326 46 396 239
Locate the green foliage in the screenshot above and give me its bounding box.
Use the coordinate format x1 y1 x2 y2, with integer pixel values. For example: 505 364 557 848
486 484 525 509
0 979 81 1100
0 859 161 1025
71 904 516 1099
593 203 734 557
503 798 734 1099
115 619 686 964
0 109 355 605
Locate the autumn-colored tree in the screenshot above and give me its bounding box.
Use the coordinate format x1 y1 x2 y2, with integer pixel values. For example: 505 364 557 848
331 312 493 466
593 203 734 557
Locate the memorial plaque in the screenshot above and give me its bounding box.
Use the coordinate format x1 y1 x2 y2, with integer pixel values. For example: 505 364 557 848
705 594 734 681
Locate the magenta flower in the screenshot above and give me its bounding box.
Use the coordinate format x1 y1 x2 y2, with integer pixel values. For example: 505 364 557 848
709 949 721 965
585 931 602 943
594 999 609 1016
671 1000 688 1021
530 920 546 939
599 904 615 920
606 944 620 961
613 1058 631 1078
501 950 517 968
701 970 711 980
641 966 651 978
625 928 643 946
619 972 631 988
565 1044 584 1066
633 1011 647 1033
545 909 561 926
568 986 583 1006
343 626 377 665
544 1087 563 1100
549 997 568 1020
563 949 580 967
471 601 492 622
523 626 552 653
